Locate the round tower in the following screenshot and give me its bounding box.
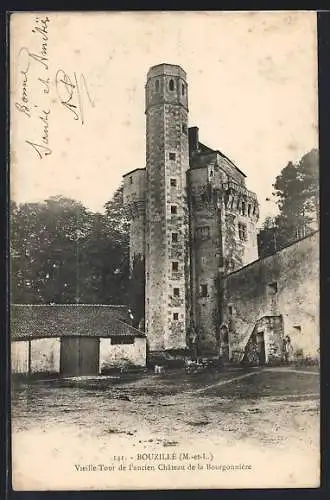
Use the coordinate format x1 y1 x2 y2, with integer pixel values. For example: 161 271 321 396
145 64 190 352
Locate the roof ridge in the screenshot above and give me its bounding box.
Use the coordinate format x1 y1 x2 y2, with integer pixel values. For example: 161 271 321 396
11 304 128 307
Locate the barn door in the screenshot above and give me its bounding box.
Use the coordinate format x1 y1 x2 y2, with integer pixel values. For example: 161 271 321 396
60 337 80 376
60 337 99 376
79 337 99 375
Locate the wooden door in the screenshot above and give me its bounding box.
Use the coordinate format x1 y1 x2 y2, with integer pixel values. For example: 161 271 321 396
79 337 99 375
60 337 99 376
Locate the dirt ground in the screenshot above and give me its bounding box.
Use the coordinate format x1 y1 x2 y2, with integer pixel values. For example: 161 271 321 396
11 365 320 491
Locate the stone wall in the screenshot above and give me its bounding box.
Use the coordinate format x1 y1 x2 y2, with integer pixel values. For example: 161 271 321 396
30 338 61 374
223 232 319 362
145 64 189 352
99 337 146 371
188 150 259 353
11 341 29 374
123 169 146 268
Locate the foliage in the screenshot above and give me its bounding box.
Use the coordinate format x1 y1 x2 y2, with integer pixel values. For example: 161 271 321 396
272 149 319 245
11 191 129 305
259 149 319 255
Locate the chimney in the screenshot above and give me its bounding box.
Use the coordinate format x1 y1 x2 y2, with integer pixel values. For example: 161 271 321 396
188 126 199 153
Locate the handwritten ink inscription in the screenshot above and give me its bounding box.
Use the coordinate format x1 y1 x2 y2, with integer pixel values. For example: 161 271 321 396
55 70 95 125
14 16 51 160
14 15 95 160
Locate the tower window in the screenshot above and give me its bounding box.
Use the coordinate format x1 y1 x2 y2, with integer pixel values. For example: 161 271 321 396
268 281 278 294
172 232 178 243
171 205 177 215
172 261 179 272
241 202 246 215
196 226 210 240
173 312 179 321
169 79 175 91
173 288 180 297
129 176 133 184
155 79 160 92
238 222 247 241
200 284 208 298
170 178 177 187
182 123 187 134
182 83 185 96
169 152 176 161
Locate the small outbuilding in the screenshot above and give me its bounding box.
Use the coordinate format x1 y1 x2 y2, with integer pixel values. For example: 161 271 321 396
11 304 146 377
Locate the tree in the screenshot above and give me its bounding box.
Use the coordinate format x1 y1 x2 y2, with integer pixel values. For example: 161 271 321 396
11 196 93 303
273 149 319 246
104 184 130 238
257 217 278 258
10 189 130 305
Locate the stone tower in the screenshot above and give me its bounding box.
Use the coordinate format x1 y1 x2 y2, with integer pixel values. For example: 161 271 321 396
145 63 190 352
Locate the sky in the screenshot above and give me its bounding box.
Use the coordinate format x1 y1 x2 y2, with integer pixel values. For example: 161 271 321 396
11 11 318 224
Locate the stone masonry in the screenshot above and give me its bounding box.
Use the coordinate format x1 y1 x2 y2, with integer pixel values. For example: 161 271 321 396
123 63 260 354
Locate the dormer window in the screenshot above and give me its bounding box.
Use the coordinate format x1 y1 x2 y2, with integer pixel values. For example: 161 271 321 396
169 79 175 91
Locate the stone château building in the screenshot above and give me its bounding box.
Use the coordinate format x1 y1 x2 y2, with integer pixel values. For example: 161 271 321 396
123 63 319 363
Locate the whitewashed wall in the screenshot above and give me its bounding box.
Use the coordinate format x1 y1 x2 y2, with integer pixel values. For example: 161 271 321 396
99 337 146 372
30 338 61 374
11 341 29 374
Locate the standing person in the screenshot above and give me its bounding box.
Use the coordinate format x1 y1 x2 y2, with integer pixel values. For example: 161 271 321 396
285 335 294 363
189 324 198 361
282 336 288 363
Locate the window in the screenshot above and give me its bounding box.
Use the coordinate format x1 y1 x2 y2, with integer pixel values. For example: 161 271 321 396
238 222 247 241
169 152 176 161
182 123 187 134
170 178 177 187
293 325 302 333
241 202 246 215
172 262 179 272
173 288 180 297
182 83 185 96
155 79 160 92
228 305 233 316
200 284 208 298
196 226 210 240
248 204 252 216
172 232 178 243
111 336 135 345
268 282 278 294
171 205 177 215
173 312 179 321
129 177 133 184
169 79 175 91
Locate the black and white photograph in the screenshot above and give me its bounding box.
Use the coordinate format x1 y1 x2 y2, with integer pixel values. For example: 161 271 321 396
10 11 319 490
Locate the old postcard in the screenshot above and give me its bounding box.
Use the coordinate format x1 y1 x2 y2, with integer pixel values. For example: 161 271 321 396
10 11 320 490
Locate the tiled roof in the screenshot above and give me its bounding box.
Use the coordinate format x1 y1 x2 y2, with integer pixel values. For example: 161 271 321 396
11 304 145 340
